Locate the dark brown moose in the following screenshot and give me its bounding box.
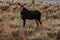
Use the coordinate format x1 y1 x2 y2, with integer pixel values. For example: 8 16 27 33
18 3 42 29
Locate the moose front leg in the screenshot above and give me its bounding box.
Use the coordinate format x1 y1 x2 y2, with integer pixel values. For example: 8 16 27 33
35 19 39 29
23 19 26 27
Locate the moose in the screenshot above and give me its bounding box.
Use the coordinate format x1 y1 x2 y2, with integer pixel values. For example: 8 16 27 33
18 3 42 29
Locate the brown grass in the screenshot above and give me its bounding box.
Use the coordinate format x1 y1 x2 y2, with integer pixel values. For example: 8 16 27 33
0 2 60 40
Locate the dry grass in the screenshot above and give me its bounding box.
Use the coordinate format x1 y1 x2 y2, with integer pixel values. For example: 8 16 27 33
0 1 60 40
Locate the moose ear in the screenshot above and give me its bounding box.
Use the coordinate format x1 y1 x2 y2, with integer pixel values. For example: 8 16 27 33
18 3 22 6
17 3 24 6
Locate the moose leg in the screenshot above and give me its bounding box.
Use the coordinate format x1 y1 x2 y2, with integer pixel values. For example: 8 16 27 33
23 19 26 27
38 19 42 26
35 19 39 29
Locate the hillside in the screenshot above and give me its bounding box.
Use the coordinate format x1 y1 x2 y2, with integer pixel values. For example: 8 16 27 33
0 2 60 40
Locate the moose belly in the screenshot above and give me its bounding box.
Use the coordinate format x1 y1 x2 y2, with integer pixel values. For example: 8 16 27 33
22 15 37 20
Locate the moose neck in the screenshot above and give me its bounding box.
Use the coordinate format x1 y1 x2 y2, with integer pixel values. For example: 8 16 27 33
21 7 29 15
22 7 28 12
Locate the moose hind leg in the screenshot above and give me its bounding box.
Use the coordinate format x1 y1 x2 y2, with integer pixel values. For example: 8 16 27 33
38 19 42 25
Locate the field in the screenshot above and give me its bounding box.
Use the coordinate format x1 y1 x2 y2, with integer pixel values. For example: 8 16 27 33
0 1 60 40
